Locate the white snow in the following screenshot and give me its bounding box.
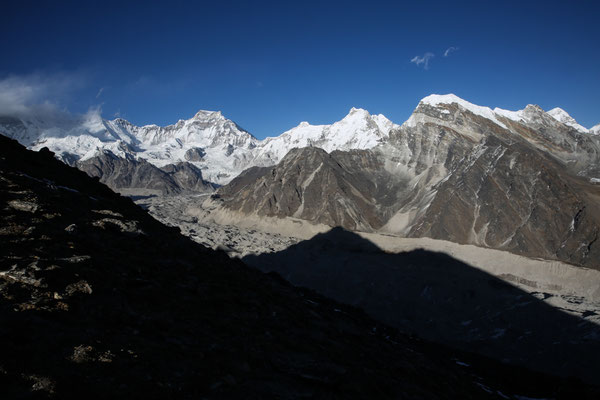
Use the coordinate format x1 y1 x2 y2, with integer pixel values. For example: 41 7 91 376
2 106 398 185
252 107 399 166
419 94 508 129
416 95 596 137
547 107 589 133
493 107 525 122
4 93 596 186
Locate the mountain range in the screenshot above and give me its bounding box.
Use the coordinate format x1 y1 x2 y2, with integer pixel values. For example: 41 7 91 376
214 95 600 269
0 104 398 188
2 94 600 269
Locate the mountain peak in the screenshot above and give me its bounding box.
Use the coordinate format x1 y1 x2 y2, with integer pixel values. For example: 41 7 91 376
419 93 466 106
191 110 223 121
547 107 588 132
417 93 507 128
345 107 371 119
348 106 367 114
547 107 572 120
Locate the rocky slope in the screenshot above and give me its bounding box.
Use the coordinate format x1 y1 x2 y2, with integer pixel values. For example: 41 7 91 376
7 134 599 398
215 95 600 269
77 150 215 195
217 147 395 231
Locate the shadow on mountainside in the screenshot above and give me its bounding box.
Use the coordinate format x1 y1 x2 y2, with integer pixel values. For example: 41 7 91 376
243 227 600 384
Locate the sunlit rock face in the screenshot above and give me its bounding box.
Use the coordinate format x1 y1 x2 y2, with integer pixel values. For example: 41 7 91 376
216 95 600 269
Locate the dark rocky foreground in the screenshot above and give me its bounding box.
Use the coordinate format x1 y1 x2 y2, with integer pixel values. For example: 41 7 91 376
1 134 598 399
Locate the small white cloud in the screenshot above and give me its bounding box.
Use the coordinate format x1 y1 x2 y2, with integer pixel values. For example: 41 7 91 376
444 46 459 57
410 52 435 70
96 87 105 98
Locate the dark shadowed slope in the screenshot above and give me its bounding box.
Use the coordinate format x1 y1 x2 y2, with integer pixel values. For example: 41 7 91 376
0 134 546 399
1 134 599 399
243 227 600 384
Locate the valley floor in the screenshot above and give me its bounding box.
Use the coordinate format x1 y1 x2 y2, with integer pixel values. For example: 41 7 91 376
136 194 600 328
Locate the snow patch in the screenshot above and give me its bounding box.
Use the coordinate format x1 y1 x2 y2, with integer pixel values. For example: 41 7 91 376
547 107 589 133
420 94 508 129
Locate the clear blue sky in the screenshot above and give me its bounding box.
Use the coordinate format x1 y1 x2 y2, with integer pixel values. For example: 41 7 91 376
1 0 599 138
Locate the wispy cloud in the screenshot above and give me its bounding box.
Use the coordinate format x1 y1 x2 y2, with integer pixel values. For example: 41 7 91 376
0 72 102 129
96 87 105 98
444 46 459 57
410 52 435 70
0 72 86 118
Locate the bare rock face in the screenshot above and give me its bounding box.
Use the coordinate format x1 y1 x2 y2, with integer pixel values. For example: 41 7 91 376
184 147 206 161
218 147 390 231
159 162 216 193
77 151 215 195
217 100 600 269
408 134 600 267
402 101 600 268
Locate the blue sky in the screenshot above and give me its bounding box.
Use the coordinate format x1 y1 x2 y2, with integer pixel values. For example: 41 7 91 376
1 0 599 138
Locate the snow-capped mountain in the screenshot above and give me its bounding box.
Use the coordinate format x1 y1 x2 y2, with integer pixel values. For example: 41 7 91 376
1 93 598 189
252 107 397 166
0 106 398 186
547 107 590 133
102 110 259 184
215 93 600 269
5 109 259 185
